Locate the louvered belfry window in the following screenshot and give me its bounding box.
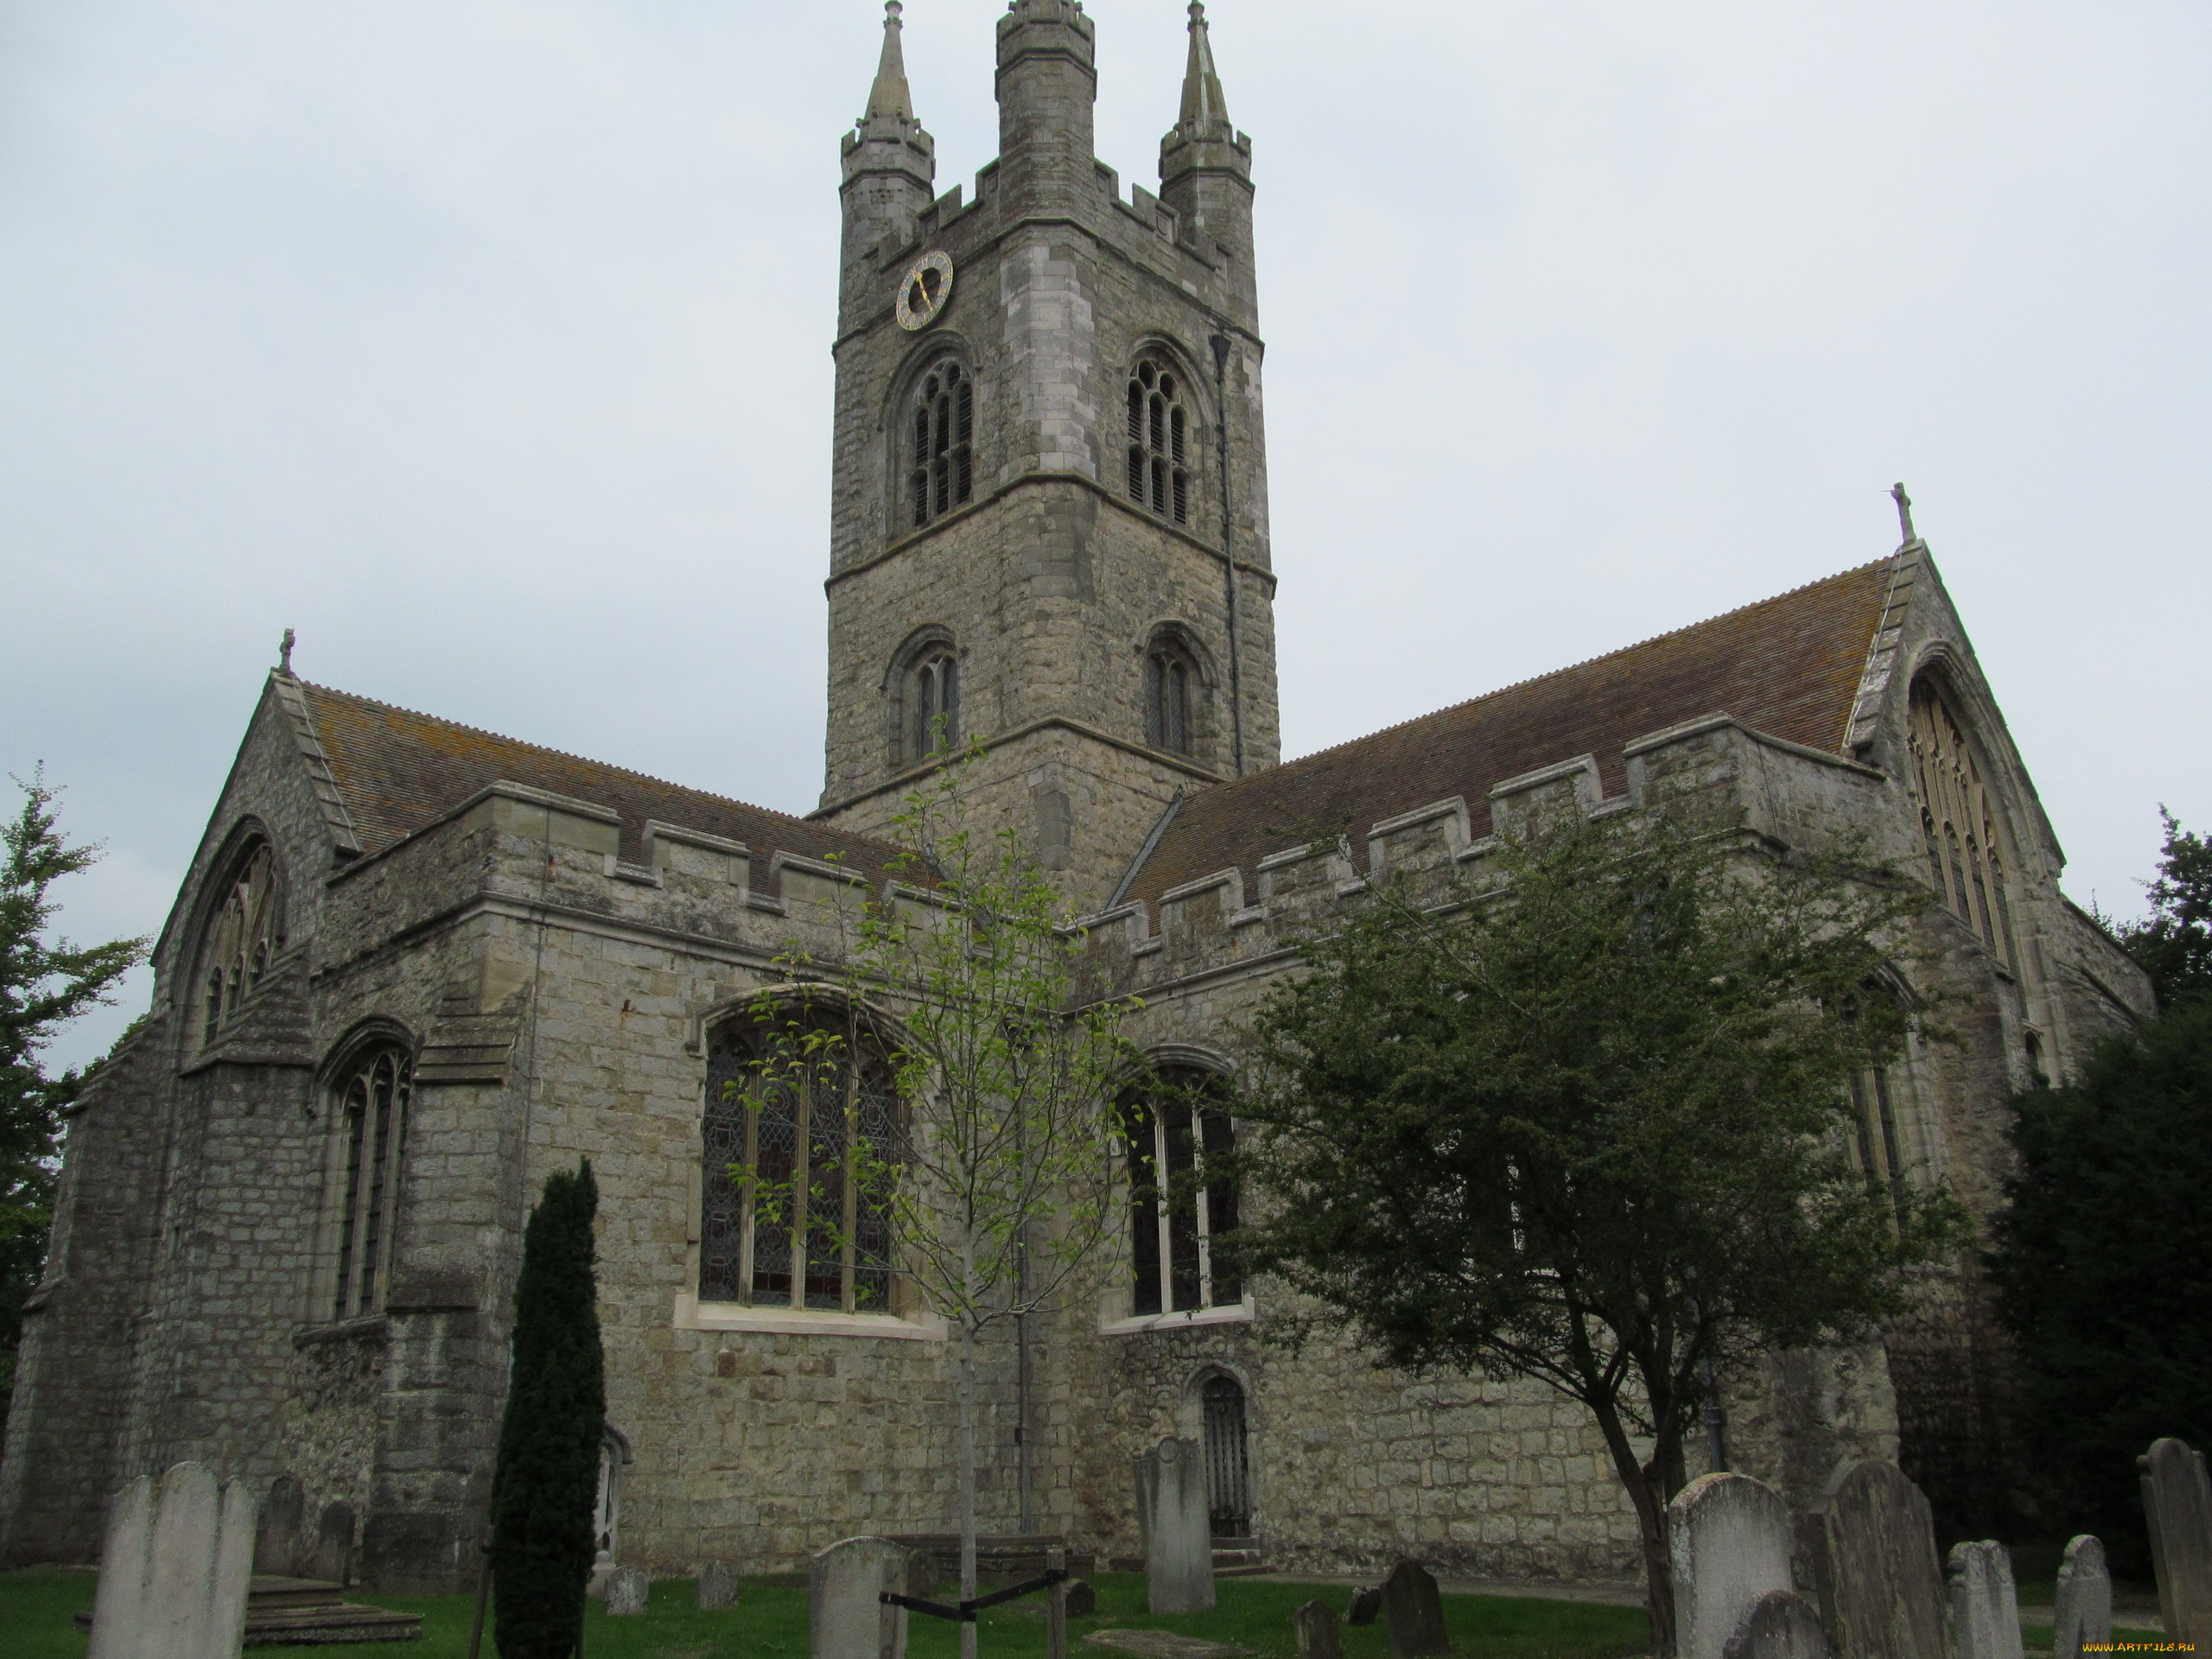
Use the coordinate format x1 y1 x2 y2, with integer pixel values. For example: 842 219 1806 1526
1127 358 1191 526
199 841 282 1047
1127 1070 1240 1317
332 1046 410 1321
1147 649 1193 754
702 1025 899 1314
910 360 975 529
1905 679 2018 970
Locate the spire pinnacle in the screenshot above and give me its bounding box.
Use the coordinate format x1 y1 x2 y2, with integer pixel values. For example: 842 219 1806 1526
1179 2 1230 133
867 2 913 122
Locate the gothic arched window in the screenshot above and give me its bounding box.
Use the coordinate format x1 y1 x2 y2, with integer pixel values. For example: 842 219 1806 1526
1146 644 1197 755
909 359 975 530
1127 357 1191 527
1126 1068 1239 1317
198 838 283 1048
1906 677 2019 970
911 649 959 763
702 1020 899 1314
331 1044 410 1320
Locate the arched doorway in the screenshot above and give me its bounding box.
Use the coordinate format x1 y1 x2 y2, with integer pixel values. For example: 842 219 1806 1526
1200 1375 1252 1537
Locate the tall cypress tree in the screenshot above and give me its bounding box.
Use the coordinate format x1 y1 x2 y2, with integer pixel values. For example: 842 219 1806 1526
492 1160 605 1658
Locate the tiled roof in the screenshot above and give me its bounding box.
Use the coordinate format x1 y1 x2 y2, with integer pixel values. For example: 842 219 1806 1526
296 682 911 883
1122 559 1897 913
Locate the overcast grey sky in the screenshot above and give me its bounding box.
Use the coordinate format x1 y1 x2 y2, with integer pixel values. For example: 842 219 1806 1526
5 0 2207 1071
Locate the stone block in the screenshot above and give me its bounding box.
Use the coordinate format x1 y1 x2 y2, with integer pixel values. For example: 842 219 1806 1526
2142 1438 2212 1646
1722 1592 1833 1659
1135 1438 1213 1615
1946 1541 2023 1659
86 1461 259 1659
1669 1472 1795 1659
811 1536 911 1659
606 1565 651 1616
697 1559 741 1611
2054 1535 2111 1659
1296 1599 1346 1659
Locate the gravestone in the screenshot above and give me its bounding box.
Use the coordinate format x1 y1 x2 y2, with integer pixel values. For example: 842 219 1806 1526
1669 1472 1796 1659
253 1475 307 1577
1380 1561 1449 1659
2054 1535 2112 1659
1722 1592 1833 1659
606 1566 651 1616
1082 1633 1249 1659
306 1502 353 1587
1346 1586 1382 1626
1065 1580 1098 1618
697 1560 741 1611
2142 1438 2212 1647
1947 1541 2024 1659
86 1461 259 1659
811 1536 912 1659
1296 1600 1346 1659
1802 1459 1949 1659
1135 1439 1214 1615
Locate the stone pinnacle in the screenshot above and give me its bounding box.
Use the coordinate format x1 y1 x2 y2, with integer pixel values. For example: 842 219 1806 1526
867 1 914 122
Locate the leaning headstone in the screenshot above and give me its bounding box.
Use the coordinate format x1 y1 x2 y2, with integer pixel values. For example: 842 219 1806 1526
1296 1600 1347 1659
606 1565 651 1616
1805 1459 1949 1659
305 1501 353 1586
2054 1535 2113 1659
1065 1580 1098 1618
697 1559 741 1611
2142 1438 2212 1647
811 1536 912 1659
1669 1471 1796 1659
253 1474 307 1577
1723 1592 1834 1659
86 1461 259 1659
1347 1586 1382 1626
1947 1541 2024 1659
1380 1561 1449 1659
1135 1438 1214 1615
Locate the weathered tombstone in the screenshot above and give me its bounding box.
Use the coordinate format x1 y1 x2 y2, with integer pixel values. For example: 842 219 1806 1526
811 1536 912 1659
1723 1592 1834 1659
1346 1586 1382 1626
1380 1560 1449 1659
253 1474 307 1578
697 1559 741 1611
606 1565 651 1616
305 1501 353 1587
2053 1535 2113 1659
1135 1438 1214 1615
1065 1580 1098 1618
1947 1541 2024 1659
1669 1471 1796 1659
1804 1459 1949 1659
1296 1600 1347 1659
2142 1438 2212 1647
86 1461 259 1659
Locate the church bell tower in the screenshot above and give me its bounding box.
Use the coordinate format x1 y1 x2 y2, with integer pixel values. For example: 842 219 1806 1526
814 1 1279 912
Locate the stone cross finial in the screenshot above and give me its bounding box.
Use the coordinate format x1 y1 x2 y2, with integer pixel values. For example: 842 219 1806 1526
1891 482 1916 544
278 627 296 677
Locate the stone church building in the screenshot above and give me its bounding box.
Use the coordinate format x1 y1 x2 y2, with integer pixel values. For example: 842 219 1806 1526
0 1 2152 1592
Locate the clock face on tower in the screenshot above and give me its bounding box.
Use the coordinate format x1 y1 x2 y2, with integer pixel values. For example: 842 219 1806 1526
894 251 956 332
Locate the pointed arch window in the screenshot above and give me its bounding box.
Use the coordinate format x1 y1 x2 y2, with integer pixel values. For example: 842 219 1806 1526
1126 1069 1240 1316
702 1021 900 1313
1147 645 1196 755
198 839 283 1048
1906 678 2019 970
1127 358 1192 527
331 1045 410 1320
910 360 975 530
911 649 959 762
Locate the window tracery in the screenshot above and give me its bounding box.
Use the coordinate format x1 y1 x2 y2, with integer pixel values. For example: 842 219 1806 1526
1126 1069 1238 1316
702 1022 899 1314
198 840 282 1047
909 359 974 530
1126 357 1191 527
331 1044 410 1321
1906 678 2019 969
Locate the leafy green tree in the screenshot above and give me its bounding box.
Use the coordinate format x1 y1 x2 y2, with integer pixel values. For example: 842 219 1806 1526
744 743 1134 1659
1222 813 1961 1656
1991 999 2212 1575
2119 810 2212 1009
1 772 146 1427
491 1160 605 1659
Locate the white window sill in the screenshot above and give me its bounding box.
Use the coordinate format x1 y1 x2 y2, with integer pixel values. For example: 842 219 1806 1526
674 1294 947 1341
1098 1298 1255 1337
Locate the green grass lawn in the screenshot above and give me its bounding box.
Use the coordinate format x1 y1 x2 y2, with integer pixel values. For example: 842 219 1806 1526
2 1569 1651 1659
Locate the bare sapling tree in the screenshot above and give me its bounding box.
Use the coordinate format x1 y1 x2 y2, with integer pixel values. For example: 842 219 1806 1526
738 739 1135 1659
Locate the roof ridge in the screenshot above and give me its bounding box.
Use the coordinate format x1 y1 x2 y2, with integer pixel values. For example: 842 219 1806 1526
1223 558 1891 797
296 679 898 853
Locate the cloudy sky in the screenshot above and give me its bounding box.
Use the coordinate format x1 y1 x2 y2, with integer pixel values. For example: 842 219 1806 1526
4 0 2207 1070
